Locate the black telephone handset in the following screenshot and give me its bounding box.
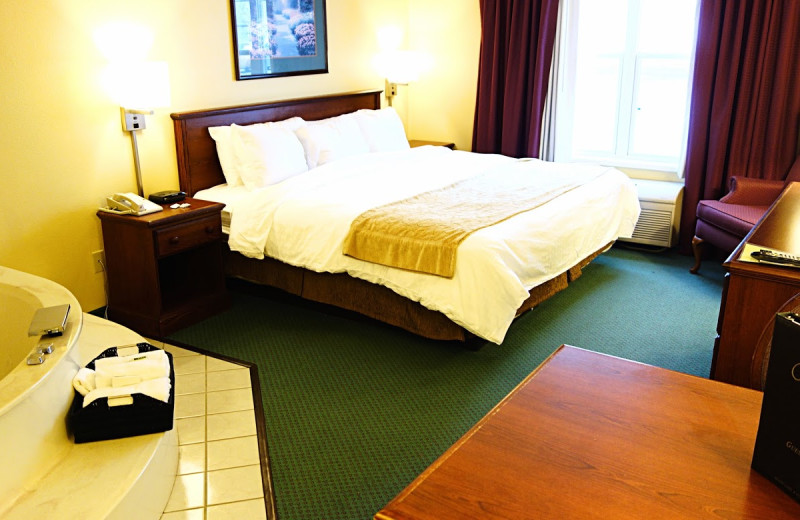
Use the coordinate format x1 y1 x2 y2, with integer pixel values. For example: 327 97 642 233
750 249 800 268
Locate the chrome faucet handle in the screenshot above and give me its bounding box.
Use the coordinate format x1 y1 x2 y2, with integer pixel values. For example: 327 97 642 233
26 353 45 365
27 343 53 365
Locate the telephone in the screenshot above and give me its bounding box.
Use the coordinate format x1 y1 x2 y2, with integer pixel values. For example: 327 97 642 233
99 192 163 216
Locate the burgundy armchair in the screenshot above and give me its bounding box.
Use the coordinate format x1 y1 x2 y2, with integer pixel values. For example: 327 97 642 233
690 156 800 274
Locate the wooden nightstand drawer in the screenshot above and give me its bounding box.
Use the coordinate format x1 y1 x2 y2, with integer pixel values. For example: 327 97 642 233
155 215 222 257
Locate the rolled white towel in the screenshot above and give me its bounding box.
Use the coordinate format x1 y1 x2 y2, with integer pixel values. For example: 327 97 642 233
72 367 96 396
94 349 170 381
82 377 172 408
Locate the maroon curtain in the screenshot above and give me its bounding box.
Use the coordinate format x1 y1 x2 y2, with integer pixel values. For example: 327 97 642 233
679 0 800 252
472 0 560 158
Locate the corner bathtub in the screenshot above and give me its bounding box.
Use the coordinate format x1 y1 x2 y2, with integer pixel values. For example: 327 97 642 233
0 266 83 512
0 266 177 519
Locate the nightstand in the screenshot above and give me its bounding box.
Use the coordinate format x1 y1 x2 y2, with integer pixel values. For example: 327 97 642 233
408 140 456 150
97 197 229 337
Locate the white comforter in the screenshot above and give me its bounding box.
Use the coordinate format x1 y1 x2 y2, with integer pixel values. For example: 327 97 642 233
208 146 640 343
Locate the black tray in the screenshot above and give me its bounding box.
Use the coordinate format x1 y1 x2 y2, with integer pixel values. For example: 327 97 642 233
68 342 175 443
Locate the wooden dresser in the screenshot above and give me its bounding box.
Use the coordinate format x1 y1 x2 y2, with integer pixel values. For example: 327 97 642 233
712 182 800 388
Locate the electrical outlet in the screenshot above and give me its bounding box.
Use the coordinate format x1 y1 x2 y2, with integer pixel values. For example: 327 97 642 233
92 250 105 273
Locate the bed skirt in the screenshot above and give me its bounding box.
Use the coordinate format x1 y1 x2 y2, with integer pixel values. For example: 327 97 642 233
223 243 612 343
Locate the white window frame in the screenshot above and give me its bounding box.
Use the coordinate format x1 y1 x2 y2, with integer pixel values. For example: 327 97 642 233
553 0 699 174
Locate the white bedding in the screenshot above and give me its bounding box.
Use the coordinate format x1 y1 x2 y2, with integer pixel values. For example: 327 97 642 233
196 146 640 343
194 184 249 232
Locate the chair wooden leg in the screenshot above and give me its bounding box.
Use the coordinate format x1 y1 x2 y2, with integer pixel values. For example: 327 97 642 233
690 235 705 274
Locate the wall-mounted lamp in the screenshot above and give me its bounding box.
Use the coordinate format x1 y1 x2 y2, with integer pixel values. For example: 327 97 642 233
106 61 171 196
382 50 421 107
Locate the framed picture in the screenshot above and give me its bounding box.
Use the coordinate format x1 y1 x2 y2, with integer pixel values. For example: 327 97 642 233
230 0 328 80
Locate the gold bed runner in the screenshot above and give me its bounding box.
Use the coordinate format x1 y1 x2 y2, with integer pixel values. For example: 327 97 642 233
342 163 604 277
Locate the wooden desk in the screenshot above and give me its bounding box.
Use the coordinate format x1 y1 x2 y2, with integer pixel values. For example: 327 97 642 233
712 182 800 388
375 346 800 520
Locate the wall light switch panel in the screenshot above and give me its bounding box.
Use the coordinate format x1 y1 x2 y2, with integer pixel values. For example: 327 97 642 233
122 111 146 131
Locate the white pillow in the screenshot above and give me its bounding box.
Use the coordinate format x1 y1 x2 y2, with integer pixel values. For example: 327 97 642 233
354 107 410 152
231 122 309 190
272 116 306 133
208 125 242 186
208 117 306 187
295 113 370 169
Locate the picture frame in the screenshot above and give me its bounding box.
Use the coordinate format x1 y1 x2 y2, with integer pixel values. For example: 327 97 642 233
230 0 328 80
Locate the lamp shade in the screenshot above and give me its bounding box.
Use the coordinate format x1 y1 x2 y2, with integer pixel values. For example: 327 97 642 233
103 61 171 109
382 50 422 84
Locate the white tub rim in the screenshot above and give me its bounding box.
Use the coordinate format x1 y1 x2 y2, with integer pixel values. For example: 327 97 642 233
0 266 83 415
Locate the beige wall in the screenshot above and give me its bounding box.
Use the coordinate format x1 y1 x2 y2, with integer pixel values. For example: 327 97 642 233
0 0 482 312
407 0 481 151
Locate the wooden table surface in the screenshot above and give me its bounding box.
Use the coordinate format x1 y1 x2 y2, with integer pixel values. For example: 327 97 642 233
375 346 800 519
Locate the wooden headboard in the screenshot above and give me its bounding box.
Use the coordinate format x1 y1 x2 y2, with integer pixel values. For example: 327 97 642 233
170 90 382 196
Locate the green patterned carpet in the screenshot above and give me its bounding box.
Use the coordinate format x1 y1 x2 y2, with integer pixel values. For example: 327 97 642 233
169 246 726 520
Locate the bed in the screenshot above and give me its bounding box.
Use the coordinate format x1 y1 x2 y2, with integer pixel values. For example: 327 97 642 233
171 90 640 344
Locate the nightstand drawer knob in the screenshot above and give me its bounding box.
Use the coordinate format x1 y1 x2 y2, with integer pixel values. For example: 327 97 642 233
205 226 215 234
169 236 180 245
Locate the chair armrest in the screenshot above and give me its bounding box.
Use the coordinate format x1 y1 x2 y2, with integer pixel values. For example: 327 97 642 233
719 176 785 206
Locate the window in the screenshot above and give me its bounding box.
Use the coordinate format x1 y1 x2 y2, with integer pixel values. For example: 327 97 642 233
554 0 699 172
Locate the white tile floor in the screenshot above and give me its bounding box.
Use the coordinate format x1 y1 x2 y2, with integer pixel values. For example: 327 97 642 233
147 340 269 520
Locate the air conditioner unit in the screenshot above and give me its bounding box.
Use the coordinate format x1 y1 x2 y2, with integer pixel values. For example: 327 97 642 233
618 179 684 248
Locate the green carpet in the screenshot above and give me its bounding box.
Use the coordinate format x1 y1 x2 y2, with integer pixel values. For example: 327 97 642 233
169 246 726 520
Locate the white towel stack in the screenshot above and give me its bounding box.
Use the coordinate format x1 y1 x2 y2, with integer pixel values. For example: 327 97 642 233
72 348 171 407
